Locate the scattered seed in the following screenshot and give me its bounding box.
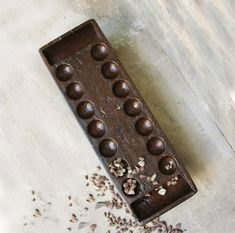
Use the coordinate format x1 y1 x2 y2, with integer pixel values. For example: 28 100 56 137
33 209 41 217
90 223 97 232
87 194 95 202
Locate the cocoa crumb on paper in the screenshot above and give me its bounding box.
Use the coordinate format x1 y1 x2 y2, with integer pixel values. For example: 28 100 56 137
24 167 185 232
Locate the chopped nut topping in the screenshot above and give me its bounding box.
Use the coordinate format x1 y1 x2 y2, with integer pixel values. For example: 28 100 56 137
167 176 179 186
151 173 157 181
109 158 127 177
157 186 167 196
165 160 174 170
138 160 145 167
123 179 138 195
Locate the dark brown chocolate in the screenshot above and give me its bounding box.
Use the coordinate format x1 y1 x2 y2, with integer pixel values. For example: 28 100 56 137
39 19 197 224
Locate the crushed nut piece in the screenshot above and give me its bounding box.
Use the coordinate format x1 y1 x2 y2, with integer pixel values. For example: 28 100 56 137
167 176 179 186
157 186 167 196
153 181 159 185
109 158 127 177
123 179 138 196
151 173 157 181
138 160 145 167
165 160 174 170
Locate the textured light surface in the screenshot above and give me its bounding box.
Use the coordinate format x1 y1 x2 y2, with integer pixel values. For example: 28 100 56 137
0 0 235 232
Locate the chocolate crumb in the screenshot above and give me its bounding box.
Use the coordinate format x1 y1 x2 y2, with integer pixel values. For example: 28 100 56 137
33 209 41 217
87 193 95 202
90 223 97 232
26 169 185 233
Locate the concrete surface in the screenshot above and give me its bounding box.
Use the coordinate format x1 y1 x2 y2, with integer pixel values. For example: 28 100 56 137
0 0 235 232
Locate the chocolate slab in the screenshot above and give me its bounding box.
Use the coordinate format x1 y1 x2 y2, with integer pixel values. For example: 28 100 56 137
39 19 197 224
